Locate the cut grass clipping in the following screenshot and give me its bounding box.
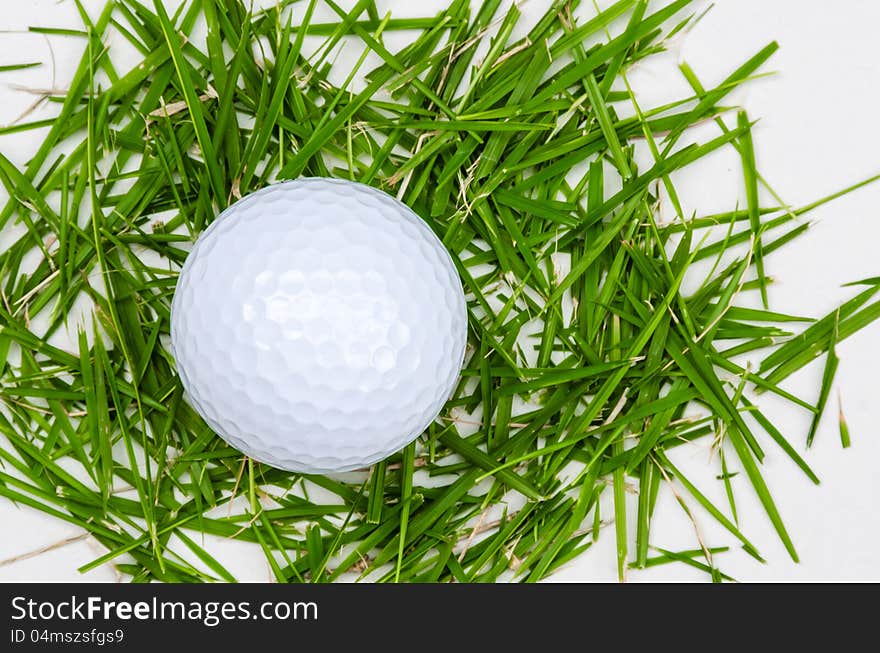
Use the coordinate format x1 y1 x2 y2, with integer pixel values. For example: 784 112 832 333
0 0 878 582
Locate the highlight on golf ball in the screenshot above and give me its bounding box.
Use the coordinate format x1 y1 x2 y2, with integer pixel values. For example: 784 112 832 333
170 178 468 473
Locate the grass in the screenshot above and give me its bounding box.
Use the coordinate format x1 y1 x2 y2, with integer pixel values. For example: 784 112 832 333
0 0 878 583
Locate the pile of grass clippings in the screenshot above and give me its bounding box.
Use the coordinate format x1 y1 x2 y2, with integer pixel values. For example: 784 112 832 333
0 0 878 582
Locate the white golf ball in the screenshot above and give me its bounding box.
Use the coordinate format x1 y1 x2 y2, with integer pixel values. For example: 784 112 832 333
170 178 468 473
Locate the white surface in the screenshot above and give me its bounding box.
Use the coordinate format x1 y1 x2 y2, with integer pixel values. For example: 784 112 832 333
0 0 878 582
171 178 467 473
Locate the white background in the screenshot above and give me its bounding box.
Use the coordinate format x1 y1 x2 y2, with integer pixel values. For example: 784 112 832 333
0 0 878 582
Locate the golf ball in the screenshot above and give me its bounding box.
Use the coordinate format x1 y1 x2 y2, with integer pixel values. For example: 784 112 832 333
170 178 468 473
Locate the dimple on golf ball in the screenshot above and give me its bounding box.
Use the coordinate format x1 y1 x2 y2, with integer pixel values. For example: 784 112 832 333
170 178 468 473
